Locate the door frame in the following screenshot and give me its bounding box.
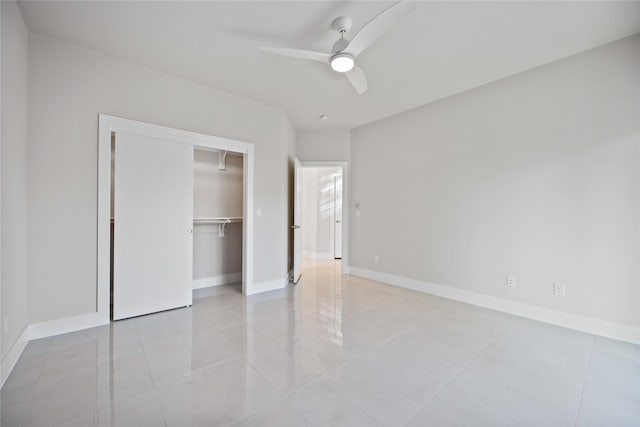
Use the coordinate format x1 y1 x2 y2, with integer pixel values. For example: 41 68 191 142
97 114 255 323
300 161 350 273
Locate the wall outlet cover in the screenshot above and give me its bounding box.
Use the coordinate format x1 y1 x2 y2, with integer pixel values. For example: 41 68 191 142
507 276 517 288
553 283 567 296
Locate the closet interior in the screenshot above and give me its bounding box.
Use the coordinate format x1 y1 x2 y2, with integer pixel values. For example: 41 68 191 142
192 148 244 296
109 134 244 320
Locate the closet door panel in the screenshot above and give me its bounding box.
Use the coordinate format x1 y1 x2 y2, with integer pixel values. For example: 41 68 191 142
114 133 193 320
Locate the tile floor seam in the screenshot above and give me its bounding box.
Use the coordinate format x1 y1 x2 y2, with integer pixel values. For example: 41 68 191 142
400 323 510 427
241 352 323 399
360 314 441 354
318 369 417 427
92 340 100 427
234 386 322 426
134 319 170 427
368 312 506 380
168 314 195 353
16 342 53 427
229 355 294 419
296 376 374 427
572 334 596 427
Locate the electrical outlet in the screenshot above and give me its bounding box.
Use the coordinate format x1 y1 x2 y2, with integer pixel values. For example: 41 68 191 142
373 255 380 264
553 283 566 297
506 276 517 288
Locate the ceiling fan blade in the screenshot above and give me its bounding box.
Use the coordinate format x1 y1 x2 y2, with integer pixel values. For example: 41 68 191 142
261 47 330 63
345 1 416 57
346 65 368 94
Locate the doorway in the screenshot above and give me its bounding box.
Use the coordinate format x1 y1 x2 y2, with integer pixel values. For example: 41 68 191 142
292 161 349 283
301 166 342 260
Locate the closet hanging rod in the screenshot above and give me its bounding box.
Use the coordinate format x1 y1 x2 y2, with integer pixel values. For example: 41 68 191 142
111 218 243 224
193 217 243 225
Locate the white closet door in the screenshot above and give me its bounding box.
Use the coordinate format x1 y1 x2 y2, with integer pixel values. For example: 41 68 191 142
113 133 193 320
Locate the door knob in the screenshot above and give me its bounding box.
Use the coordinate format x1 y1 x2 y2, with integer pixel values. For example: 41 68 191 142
336 220 341 223
291 225 301 229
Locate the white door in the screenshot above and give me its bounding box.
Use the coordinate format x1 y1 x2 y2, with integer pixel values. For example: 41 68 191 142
113 133 193 320
292 158 303 283
334 173 343 259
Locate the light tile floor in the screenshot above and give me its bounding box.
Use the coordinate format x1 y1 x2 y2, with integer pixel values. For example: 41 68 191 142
2 259 639 426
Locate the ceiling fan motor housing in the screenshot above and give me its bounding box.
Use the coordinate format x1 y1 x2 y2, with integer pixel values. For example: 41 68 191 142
331 16 353 34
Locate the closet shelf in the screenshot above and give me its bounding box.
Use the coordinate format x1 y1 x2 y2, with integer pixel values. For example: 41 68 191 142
193 217 243 225
193 217 242 237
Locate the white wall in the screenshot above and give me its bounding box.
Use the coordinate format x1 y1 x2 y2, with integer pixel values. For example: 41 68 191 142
193 150 243 281
302 167 341 259
302 168 318 257
296 130 350 162
194 150 243 219
193 223 242 282
1 1 29 360
350 35 640 329
27 33 292 323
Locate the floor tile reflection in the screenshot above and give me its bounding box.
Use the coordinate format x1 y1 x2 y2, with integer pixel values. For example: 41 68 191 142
2 259 638 426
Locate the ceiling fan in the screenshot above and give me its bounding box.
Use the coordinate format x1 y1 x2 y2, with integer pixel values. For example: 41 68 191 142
261 1 416 95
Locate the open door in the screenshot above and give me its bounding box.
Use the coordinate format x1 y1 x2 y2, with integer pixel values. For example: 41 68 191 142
292 158 303 283
334 173 343 259
113 133 193 320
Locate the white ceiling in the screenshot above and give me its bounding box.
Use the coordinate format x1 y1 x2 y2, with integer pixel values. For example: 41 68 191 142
19 1 640 130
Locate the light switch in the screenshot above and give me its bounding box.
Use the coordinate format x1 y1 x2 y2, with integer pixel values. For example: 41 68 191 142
256 208 262 218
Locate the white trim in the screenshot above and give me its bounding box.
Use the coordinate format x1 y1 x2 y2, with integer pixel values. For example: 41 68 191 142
192 273 242 289
300 161 350 273
98 114 256 325
29 312 108 341
242 145 255 294
246 278 287 295
1 326 29 388
348 267 640 345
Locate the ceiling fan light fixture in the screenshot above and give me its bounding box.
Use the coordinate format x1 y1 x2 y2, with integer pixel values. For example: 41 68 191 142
330 53 354 73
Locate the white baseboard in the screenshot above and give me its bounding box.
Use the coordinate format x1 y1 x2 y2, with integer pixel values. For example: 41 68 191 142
29 312 109 341
247 277 287 295
1 326 30 388
192 272 242 290
348 267 640 345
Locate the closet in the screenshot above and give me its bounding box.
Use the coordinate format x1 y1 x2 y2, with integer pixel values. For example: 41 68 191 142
192 149 243 292
110 133 243 320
